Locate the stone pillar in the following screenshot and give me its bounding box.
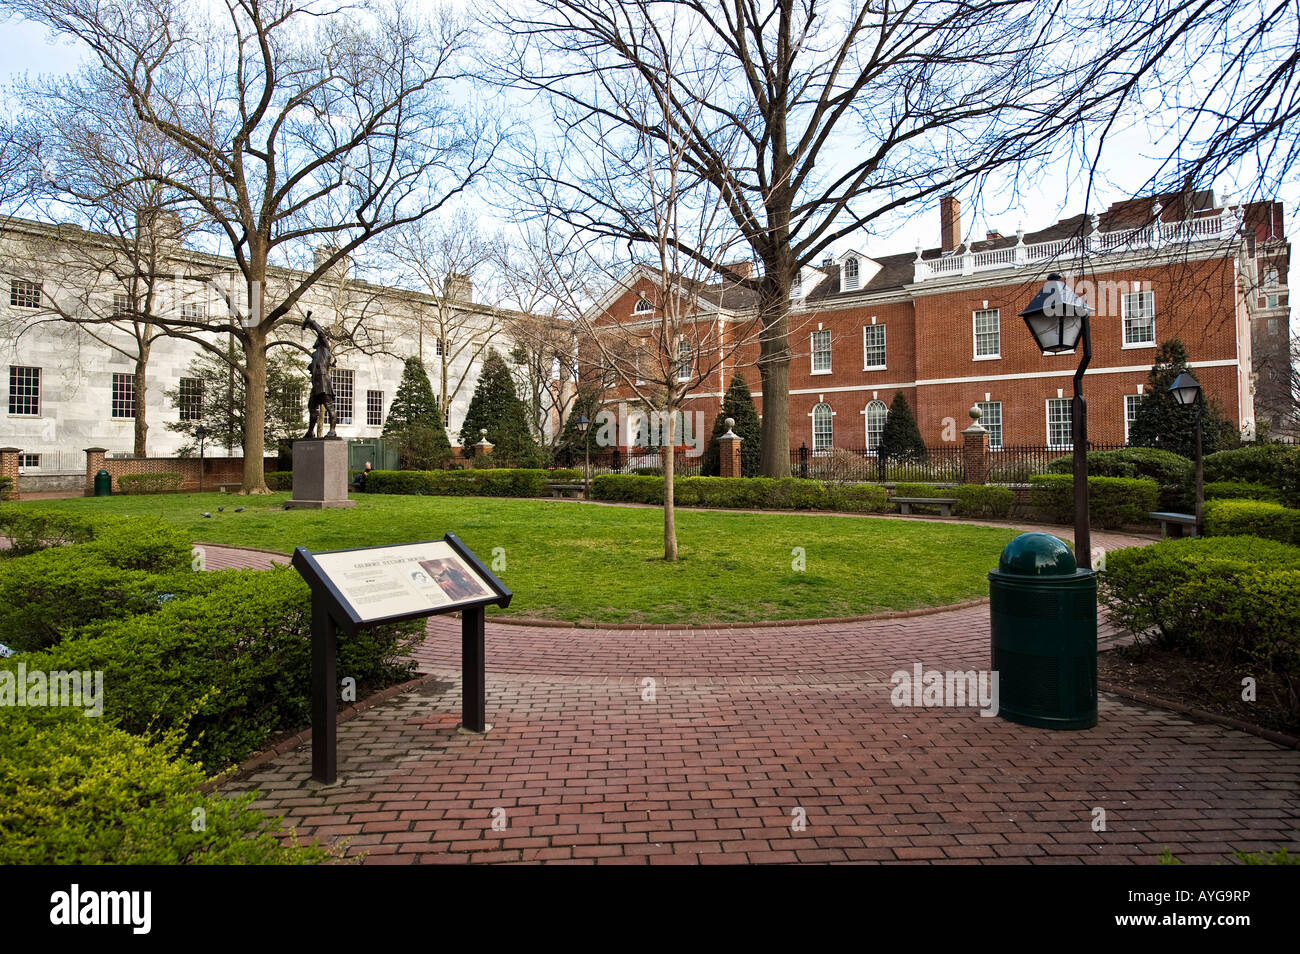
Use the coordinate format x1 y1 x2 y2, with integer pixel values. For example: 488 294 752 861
0 447 20 499
286 439 356 509
475 429 494 458
961 406 989 485
84 447 108 495
718 418 743 478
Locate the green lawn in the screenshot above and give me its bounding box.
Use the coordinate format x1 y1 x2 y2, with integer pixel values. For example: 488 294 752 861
8 494 1021 624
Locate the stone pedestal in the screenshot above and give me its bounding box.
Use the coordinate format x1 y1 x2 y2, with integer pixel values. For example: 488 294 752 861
718 418 743 478
0 447 20 499
287 439 356 509
961 405 989 485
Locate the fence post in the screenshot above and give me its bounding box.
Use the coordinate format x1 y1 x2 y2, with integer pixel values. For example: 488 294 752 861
84 447 108 495
718 419 742 478
798 442 809 479
962 406 989 484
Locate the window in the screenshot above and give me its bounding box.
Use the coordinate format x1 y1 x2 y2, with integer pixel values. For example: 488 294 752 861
863 325 886 369
279 384 304 423
330 369 354 424
112 293 134 319
1124 394 1142 442
865 399 887 451
1267 294 1280 308
181 301 204 319
677 340 692 381
178 377 204 421
843 257 859 290
444 407 450 428
10 280 41 308
1122 290 1155 346
1046 397 1072 448
811 329 832 373
812 402 834 452
601 363 616 387
977 401 1002 450
367 390 384 427
1269 318 1280 334
634 296 653 313
973 308 1000 358
790 279 802 299
111 373 135 419
8 366 40 415
433 337 445 357
17 454 39 469
1264 267 1279 286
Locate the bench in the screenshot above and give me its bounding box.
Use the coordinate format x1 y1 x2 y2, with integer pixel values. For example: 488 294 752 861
215 482 242 493
1149 511 1198 538
894 496 957 517
548 482 587 499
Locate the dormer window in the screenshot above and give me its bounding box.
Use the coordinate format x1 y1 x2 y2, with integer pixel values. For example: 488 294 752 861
842 257 860 291
633 295 653 314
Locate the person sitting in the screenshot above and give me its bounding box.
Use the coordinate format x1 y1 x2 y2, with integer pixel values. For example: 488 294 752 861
352 461 373 491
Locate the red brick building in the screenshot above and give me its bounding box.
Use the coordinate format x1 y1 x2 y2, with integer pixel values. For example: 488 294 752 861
586 190 1291 455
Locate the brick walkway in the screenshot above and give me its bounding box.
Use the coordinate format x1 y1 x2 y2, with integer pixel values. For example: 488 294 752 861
207 524 1300 865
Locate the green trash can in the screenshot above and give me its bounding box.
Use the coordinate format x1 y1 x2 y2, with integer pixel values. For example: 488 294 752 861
988 532 1097 730
94 469 112 497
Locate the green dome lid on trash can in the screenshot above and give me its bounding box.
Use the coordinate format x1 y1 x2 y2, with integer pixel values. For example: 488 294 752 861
997 532 1077 576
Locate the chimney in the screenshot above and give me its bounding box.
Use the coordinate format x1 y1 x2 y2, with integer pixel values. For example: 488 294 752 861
443 272 473 303
313 245 351 280
940 194 961 253
723 260 752 280
986 230 1003 242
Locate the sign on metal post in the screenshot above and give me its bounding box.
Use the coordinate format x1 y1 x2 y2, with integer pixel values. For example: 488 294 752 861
291 533 512 784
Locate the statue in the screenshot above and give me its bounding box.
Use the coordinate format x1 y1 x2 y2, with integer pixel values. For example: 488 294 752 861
302 311 338 439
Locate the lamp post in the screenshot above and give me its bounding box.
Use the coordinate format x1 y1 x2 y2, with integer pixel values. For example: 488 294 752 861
196 424 208 493
575 414 591 498
1021 273 1095 568
1169 371 1204 536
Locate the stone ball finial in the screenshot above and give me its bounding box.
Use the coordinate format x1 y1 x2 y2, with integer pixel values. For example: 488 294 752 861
480 428 488 437
725 418 735 430
969 404 982 422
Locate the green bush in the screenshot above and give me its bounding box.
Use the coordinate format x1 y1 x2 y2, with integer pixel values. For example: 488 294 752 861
1047 447 1193 510
366 468 559 498
1029 474 1159 528
0 475 13 500
1204 499 1300 545
0 706 326 864
1204 444 1300 506
1100 537 1300 707
265 471 293 491
953 485 1015 519
0 508 103 556
827 483 890 513
117 472 184 494
85 518 193 572
14 567 421 770
1203 481 1283 504
590 474 889 512
591 474 663 504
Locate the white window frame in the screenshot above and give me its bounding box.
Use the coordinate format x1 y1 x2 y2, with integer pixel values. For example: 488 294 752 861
633 295 653 314
977 401 1002 450
864 399 887 452
8 365 40 416
180 300 204 319
1046 397 1073 449
811 329 832 374
812 402 834 452
973 308 1001 360
842 257 860 291
331 368 354 425
1121 290 1156 348
862 325 886 370
9 279 41 309
111 372 135 420
178 376 204 422
366 389 385 427
676 339 692 381
1124 394 1142 443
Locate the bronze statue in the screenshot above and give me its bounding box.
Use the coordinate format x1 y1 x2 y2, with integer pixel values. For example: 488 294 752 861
302 311 338 439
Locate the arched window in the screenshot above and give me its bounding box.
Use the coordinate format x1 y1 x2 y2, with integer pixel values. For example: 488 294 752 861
634 295 653 313
843 257 860 289
865 400 888 451
812 402 834 452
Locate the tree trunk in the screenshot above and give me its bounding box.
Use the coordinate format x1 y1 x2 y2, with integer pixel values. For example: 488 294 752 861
756 279 791 477
241 274 270 493
663 408 678 562
132 338 151 457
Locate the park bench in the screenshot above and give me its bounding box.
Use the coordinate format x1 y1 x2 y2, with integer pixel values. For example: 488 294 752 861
894 496 957 517
548 482 587 499
215 482 242 493
1149 511 1198 538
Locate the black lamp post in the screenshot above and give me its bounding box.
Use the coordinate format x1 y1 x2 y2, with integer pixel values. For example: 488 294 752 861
196 424 208 493
575 414 591 498
1021 273 1095 568
1169 371 1204 536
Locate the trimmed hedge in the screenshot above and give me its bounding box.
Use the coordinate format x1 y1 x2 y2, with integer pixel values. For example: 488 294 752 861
1203 480 1283 504
1100 537 1300 707
0 706 328 864
1204 444 1300 507
953 485 1014 519
1204 499 1300 546
0 508 103 556
1047 447 1193 510
1029 474 1159 528
265 471 293 491
118 472 184 494
590 474 889 512
366 468 582 498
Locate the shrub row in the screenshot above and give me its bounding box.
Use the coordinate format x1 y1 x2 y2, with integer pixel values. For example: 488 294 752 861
1204 499 1300 546
591 475 891 512
1046 447 1193 511
1204 443 1300 506
366 468 582 498
1100 537 1300 708
0 706 327 864
117 472 184 494
0 508 104 556
265 471 294 491
953 485 1015 519
0 475 13 500
1203 481 1283 504
1029 474 1159 528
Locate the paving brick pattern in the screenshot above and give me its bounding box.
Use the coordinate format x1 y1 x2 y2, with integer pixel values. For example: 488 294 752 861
211 524 1300 865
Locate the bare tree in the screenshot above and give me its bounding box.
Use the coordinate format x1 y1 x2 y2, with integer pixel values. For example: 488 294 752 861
15 0 499 490
492 0 1139 476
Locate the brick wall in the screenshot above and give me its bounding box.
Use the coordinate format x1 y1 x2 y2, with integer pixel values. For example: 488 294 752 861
85 453 280 492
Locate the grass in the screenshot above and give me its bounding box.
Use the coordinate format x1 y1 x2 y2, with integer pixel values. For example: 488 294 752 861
6 493 1023 625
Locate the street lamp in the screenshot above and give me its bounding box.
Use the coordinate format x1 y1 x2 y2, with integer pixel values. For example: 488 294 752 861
196 424 208 493
1021 273 1095 567
1168 371 1204 535
575 414 591 498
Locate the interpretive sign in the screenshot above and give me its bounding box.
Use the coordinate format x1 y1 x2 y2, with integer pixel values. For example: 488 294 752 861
292 533 511 783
